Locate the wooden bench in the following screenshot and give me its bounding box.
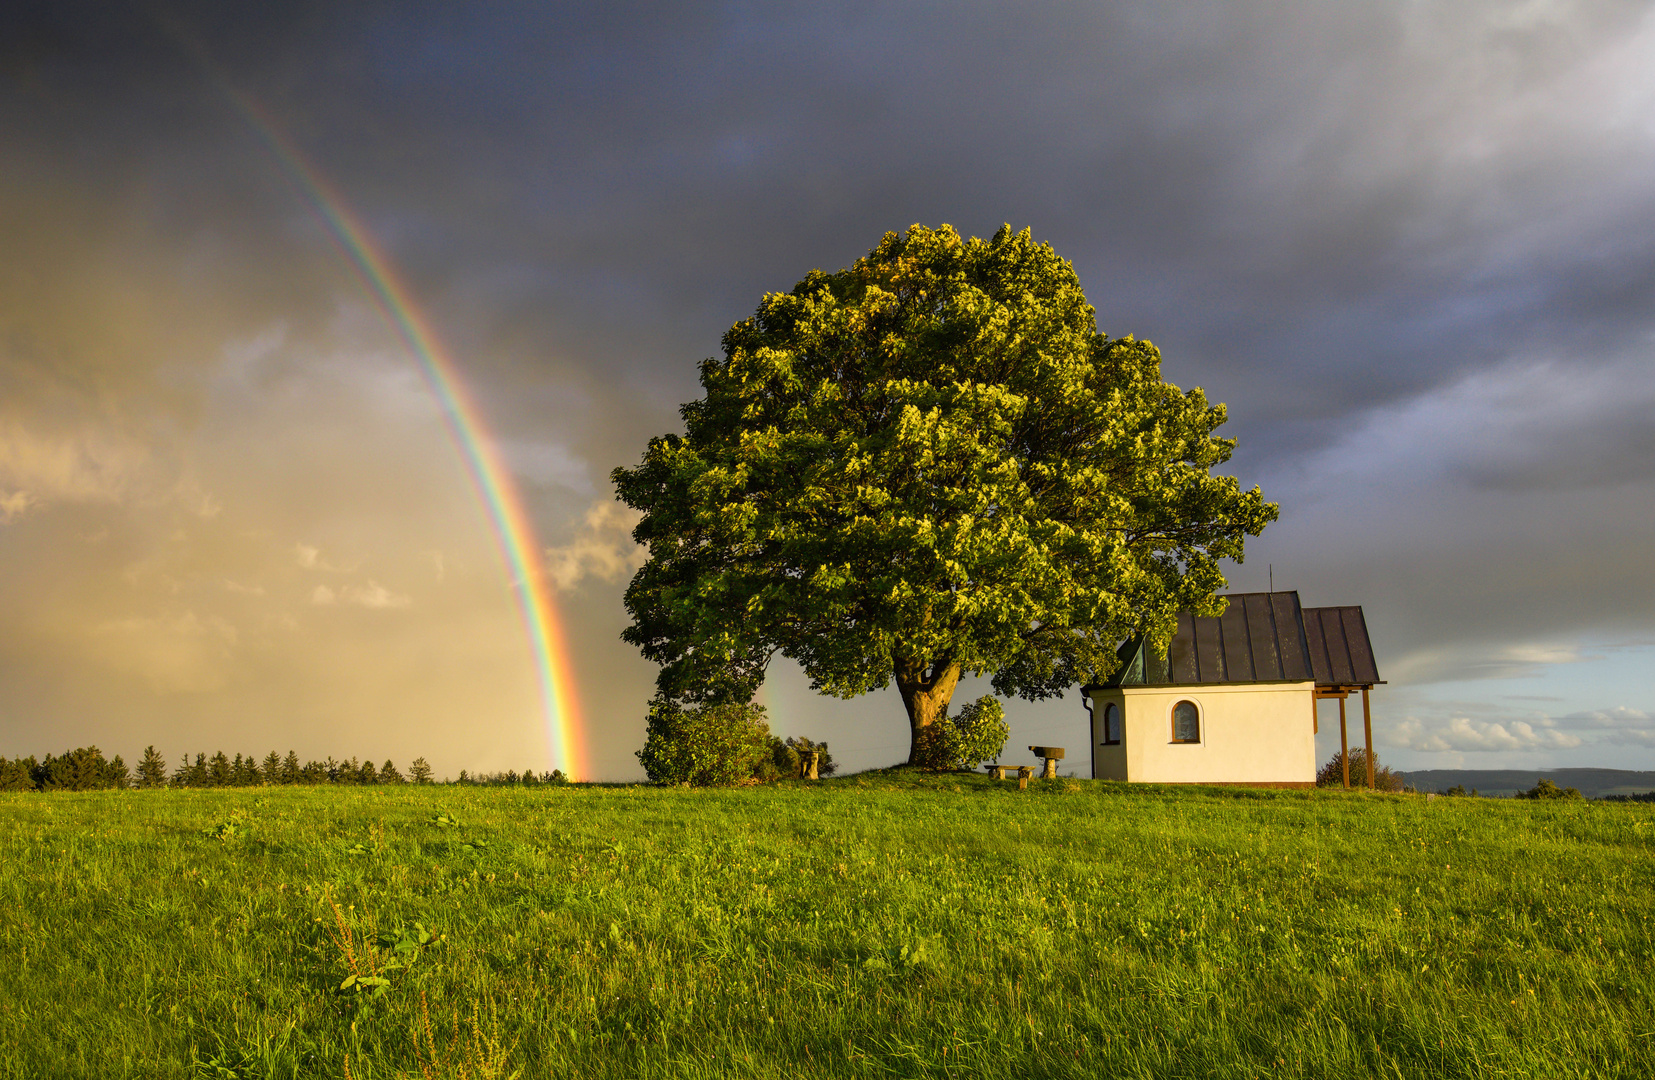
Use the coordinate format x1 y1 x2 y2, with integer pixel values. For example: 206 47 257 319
987 764 1036 789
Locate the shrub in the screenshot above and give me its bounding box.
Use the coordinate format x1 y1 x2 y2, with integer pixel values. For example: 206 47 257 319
1519 777 1582 800
785 736 836 777
913 696 1010 771
1315 748 1404 792
756 737 795 782
636 697 773 786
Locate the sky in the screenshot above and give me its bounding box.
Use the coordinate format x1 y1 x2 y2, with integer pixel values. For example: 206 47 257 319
2 0 1652 780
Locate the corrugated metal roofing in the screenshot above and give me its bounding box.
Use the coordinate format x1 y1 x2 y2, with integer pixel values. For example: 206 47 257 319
1099 591 1381 688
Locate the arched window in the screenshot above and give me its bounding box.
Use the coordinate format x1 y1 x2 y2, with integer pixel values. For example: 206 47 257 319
1171 700 1201 743
1102 702 1122 745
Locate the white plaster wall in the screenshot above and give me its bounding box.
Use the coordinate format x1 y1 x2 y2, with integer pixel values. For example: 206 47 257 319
1088 683 1317 785
1089 691 1129 780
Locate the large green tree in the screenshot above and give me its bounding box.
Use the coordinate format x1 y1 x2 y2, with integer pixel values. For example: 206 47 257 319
613 224 1276 763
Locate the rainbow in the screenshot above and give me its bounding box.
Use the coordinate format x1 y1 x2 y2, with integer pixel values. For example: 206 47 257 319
219 92 589 777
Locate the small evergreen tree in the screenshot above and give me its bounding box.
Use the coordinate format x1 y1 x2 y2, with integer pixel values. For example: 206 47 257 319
378 759 403 784
408 757 433 784
206 752 231 787
357 758 378 784
260 751 281 785
107 754 130 789
281 751 301 784
137 746 168 789
301 759 328 784
0 756 37 792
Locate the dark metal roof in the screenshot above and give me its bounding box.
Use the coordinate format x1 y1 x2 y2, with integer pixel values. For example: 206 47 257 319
1097 591 1381 689
1302 606 1382 686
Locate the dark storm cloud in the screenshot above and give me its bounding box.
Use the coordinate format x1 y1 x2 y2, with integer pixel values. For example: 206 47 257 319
3 1 1652 773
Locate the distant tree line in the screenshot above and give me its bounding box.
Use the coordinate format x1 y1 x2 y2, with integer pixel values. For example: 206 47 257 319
453 768 570 786
0 746 547 792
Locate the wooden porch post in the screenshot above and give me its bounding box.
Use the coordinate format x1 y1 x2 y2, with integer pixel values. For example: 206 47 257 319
1362 687 1375 790
1339 695 1349 790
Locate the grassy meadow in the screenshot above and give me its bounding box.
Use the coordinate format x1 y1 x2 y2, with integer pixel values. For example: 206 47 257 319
1 774 1651 1078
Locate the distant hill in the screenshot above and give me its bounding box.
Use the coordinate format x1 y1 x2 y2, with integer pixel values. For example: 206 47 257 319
1399 768 1655 799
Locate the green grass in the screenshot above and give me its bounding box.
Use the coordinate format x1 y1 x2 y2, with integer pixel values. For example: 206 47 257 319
2 774 1652 1078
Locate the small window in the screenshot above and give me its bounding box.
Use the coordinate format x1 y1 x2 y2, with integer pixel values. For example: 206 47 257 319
1171 700 1200 743
1103 702 1122 745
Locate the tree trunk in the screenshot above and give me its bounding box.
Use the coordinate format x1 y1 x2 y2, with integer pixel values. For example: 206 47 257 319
894 658 962 765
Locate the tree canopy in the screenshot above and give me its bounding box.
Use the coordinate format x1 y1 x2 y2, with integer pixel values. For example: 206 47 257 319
612 224 1276 762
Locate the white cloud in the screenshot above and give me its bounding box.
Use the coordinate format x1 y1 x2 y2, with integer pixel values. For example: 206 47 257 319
0 489 36 523
340 581 412 609
544 500 646 592
310 581 411 609
1389 714 1584 752
0 417 151 507
294 543 353 572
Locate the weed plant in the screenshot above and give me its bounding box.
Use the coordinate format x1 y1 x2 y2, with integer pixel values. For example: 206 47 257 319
1 775 1651 1077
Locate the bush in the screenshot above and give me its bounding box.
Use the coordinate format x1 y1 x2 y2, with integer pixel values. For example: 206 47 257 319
786 736 836 777
1518 777 1582 800
913 696 1010 771
636 697 773 786
758 737 797 782
1315 748 1404 792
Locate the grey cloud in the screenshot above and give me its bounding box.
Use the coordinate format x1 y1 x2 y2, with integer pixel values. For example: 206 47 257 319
1557 706 1655 730
4 1 1654 775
